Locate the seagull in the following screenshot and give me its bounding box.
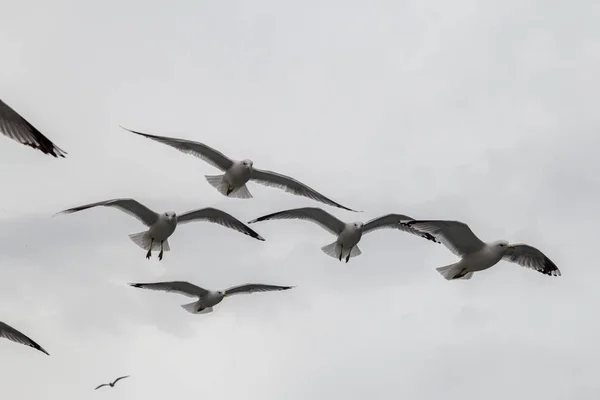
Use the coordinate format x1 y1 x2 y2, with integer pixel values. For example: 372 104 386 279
0 98 66 157
95 375 130 390
57 198 264 260
0 321 49 355
402 220 561 279
129 281 294 314
248 207 439 263
121 126 357 211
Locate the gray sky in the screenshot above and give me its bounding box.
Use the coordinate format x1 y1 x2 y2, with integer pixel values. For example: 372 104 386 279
0 0 598 398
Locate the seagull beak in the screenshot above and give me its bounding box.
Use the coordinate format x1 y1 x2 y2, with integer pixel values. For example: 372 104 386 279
507 244 516 248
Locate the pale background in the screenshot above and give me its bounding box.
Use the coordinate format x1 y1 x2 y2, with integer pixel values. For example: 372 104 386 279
0 0 598 398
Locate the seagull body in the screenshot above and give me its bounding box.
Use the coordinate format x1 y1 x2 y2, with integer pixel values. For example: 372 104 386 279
402 220 561 279
95 375 130 390
129 281 294 314
0 321 49 355
248 207 439 263
121 127 357 211
58 198 264 260
0 99 66 157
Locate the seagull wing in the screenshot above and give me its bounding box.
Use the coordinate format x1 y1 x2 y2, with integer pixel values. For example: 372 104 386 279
223 284 294 297
402 220 486 257
128 281 209 297
0 99 66 157
250 168 358 211
248 207 345 236
361 214 440 243
94 384 109 390
122 127 233 171
503 244 561 276
58 198 159 227
178 208 265 241
0 321 49 355
112 375 130 385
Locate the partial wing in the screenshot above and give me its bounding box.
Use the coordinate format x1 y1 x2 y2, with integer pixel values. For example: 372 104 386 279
503 244 561 276
250 168 358 212
0 321 49 355
0 99 66 157
178 208 265 241
129 281 209 297
248 207 345 236
94 384 109 390
361 214 440 243
112 375 130 385
224 284 294 297
402 220 485 257
122 127 233 171
58 198 159 226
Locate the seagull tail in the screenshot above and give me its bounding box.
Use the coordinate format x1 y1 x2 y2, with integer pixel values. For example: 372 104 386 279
321 242 362 260
229 184 253 199
128 231 169 251
205 175 253 199
181 302 213 315
436 263 473 280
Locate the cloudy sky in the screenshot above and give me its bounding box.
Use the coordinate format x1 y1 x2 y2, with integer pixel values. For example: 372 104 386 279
1 0 599 398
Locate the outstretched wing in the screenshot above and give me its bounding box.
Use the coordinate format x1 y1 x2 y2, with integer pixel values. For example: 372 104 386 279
58 198 159 226
122 127 233 171
94 384 109 390
402 220 485 257
361 214 439 243
0 99 66 157
224 284 294 297
251 168 358 212
0 321 49 355
112 375 130 385
248 207 345 236
178 208 265 241
129 281 209 297
503 244 561 276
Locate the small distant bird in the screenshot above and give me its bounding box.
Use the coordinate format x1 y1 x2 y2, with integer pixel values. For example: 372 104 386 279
57 198 264 260
0 98 66 157
402 219 561 279
121 126 357 211
248 207 439 263
95 375 130 390
129 281 294 314
0 321 49 355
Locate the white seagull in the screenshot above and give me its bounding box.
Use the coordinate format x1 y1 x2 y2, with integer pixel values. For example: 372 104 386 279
402 220 561 279
129 281 294 314
95 375 130 390
58 198 265 260
121 126 357 211
248 207 439 263
0 98 66 157
0 321 49 355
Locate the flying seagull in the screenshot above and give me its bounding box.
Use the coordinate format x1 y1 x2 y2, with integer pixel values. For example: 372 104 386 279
95 375 130 390
402 219 561 280
57 198 264 260
0 321 49 355
129 281 294 314
0 98 66 157
121 126 357 211
248 207 439 263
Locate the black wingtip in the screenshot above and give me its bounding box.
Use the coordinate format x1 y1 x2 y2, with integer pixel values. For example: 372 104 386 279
129 283 143 288
542 256 561 277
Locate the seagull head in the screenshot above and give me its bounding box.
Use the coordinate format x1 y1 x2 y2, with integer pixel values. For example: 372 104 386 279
218 290 226 297
493 240 510 251
241 159 254 170
352 222 364 230
164 212 176 221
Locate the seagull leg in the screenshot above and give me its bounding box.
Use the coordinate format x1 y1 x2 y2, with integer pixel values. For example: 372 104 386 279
339 245 343 262
146 239 153 259
226 185 234 195
158 241 164 261
345 250 351 263
452 268 468 279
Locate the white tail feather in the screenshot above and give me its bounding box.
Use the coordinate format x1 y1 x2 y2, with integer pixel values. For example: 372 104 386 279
205 175 253 199
320 242 362 260
228 184 253 199
181 301 213 314
128 232 171 251
436 264 473 280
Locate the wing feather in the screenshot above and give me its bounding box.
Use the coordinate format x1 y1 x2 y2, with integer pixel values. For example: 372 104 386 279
503 244 561 276
58 198 159 226
402 220 485 256
224 284 294 297
129 281 209 297
248 207 345 236
361 214 440 243
0 321 49 355
177 208 265 241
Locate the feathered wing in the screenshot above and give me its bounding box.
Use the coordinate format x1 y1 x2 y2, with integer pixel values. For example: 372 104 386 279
128 281 209 297
121 127 234 171
503 244 561 276
0 321 49 355
0 99 66 157
223 284 294 297
58 198 159 226
402 220 486 257
112 375 130 385
177 208 265 241
94 384 109 390
248 207 345 236
361 214 440 243
250 168 358 212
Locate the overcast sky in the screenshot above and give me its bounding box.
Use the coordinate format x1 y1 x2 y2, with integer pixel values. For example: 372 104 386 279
0 0 599 398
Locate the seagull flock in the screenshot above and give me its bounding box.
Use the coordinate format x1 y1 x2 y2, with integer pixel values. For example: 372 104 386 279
0 98 562 390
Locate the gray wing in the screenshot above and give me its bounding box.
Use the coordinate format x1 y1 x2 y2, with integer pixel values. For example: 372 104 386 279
0 321 49 355
250 168 358 212
121 126 233 171
112 375 130 385
361 214 440 243
128 281 209 297
0 99 66 158
401 220 485 257
223 284 294 297
248 207 345 236
58 198 159 226
503 244 561 276
94 384 109 390
178 208 265 241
